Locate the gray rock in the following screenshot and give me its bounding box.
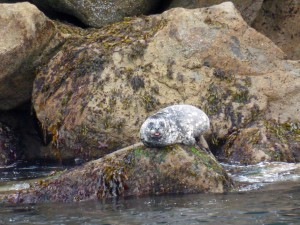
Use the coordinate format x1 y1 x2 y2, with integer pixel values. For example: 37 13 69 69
31 0 161 28
168 0 263 25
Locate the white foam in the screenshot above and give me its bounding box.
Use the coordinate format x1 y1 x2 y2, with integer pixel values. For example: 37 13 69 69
222 162 300 191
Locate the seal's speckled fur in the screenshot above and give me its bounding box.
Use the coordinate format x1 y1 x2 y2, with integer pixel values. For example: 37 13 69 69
140 104 210 147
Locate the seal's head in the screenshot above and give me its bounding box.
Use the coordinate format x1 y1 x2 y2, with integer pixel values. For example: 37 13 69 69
140 115 169 147
146 118 167 139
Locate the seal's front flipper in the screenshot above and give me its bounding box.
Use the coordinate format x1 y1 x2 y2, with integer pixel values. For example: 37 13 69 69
197 135 212 155
182 136 196 146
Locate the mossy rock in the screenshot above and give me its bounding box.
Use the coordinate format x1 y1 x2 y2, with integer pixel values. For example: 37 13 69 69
221 121 300 165
0 143 233 203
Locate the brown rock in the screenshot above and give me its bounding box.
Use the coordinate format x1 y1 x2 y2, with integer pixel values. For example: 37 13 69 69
253 0 300 60
168 0 264 24
220 122 298 165
0 2 64 110
1 144 232 203
32 2 300 163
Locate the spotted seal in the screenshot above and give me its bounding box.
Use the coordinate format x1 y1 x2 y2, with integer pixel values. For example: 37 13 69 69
139 104 210 147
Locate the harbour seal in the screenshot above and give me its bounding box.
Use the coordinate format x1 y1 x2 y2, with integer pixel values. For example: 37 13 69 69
140 104 210 147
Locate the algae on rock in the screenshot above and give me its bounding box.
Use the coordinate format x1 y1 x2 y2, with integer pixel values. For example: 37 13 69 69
0 144 233 203
32 3 300 164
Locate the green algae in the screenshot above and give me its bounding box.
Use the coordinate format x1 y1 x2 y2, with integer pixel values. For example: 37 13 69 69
203 83 223 115
80 125 88 136
142 92 160 112
0 143 233 203
204 16 227 29
121 95 132 110
133 146 171 163
96 145 176 199
134 148 150 158
34 15 169 160
231 88 250 103
201 70 262 160
84 16 167 55
189 146 223 174
265 120 300 142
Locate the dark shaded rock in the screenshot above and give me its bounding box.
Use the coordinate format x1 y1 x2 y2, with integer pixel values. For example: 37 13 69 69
0 122 20 166
0 106 52 162
31 0 162 28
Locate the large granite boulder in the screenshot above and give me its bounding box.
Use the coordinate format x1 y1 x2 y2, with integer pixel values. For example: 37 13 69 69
253 0 300 60
168 0 264 25
1 144 233 203
32 2 300 163
31 0 162 28
0 2 64 110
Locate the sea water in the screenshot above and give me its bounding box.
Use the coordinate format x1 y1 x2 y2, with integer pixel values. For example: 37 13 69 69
0 161 299 225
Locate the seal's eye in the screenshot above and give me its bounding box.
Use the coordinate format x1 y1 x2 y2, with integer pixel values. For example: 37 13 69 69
149 122 154 127
159 122 165 127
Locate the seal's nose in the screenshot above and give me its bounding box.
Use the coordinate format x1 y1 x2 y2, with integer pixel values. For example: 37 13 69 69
154 132 161 136
151 129 161 136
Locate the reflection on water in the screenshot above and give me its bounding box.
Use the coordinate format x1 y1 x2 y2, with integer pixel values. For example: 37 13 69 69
0 161 67 192
0 162 299 225
0 160 66 182
0 182 299 225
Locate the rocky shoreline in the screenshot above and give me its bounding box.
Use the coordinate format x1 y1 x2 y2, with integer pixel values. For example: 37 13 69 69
0 1 299 203
1 143 233 203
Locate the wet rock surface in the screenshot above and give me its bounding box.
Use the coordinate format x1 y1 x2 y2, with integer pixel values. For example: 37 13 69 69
0 122 20 166
0 144 232 203
0 107 52 162
220 121 300 164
